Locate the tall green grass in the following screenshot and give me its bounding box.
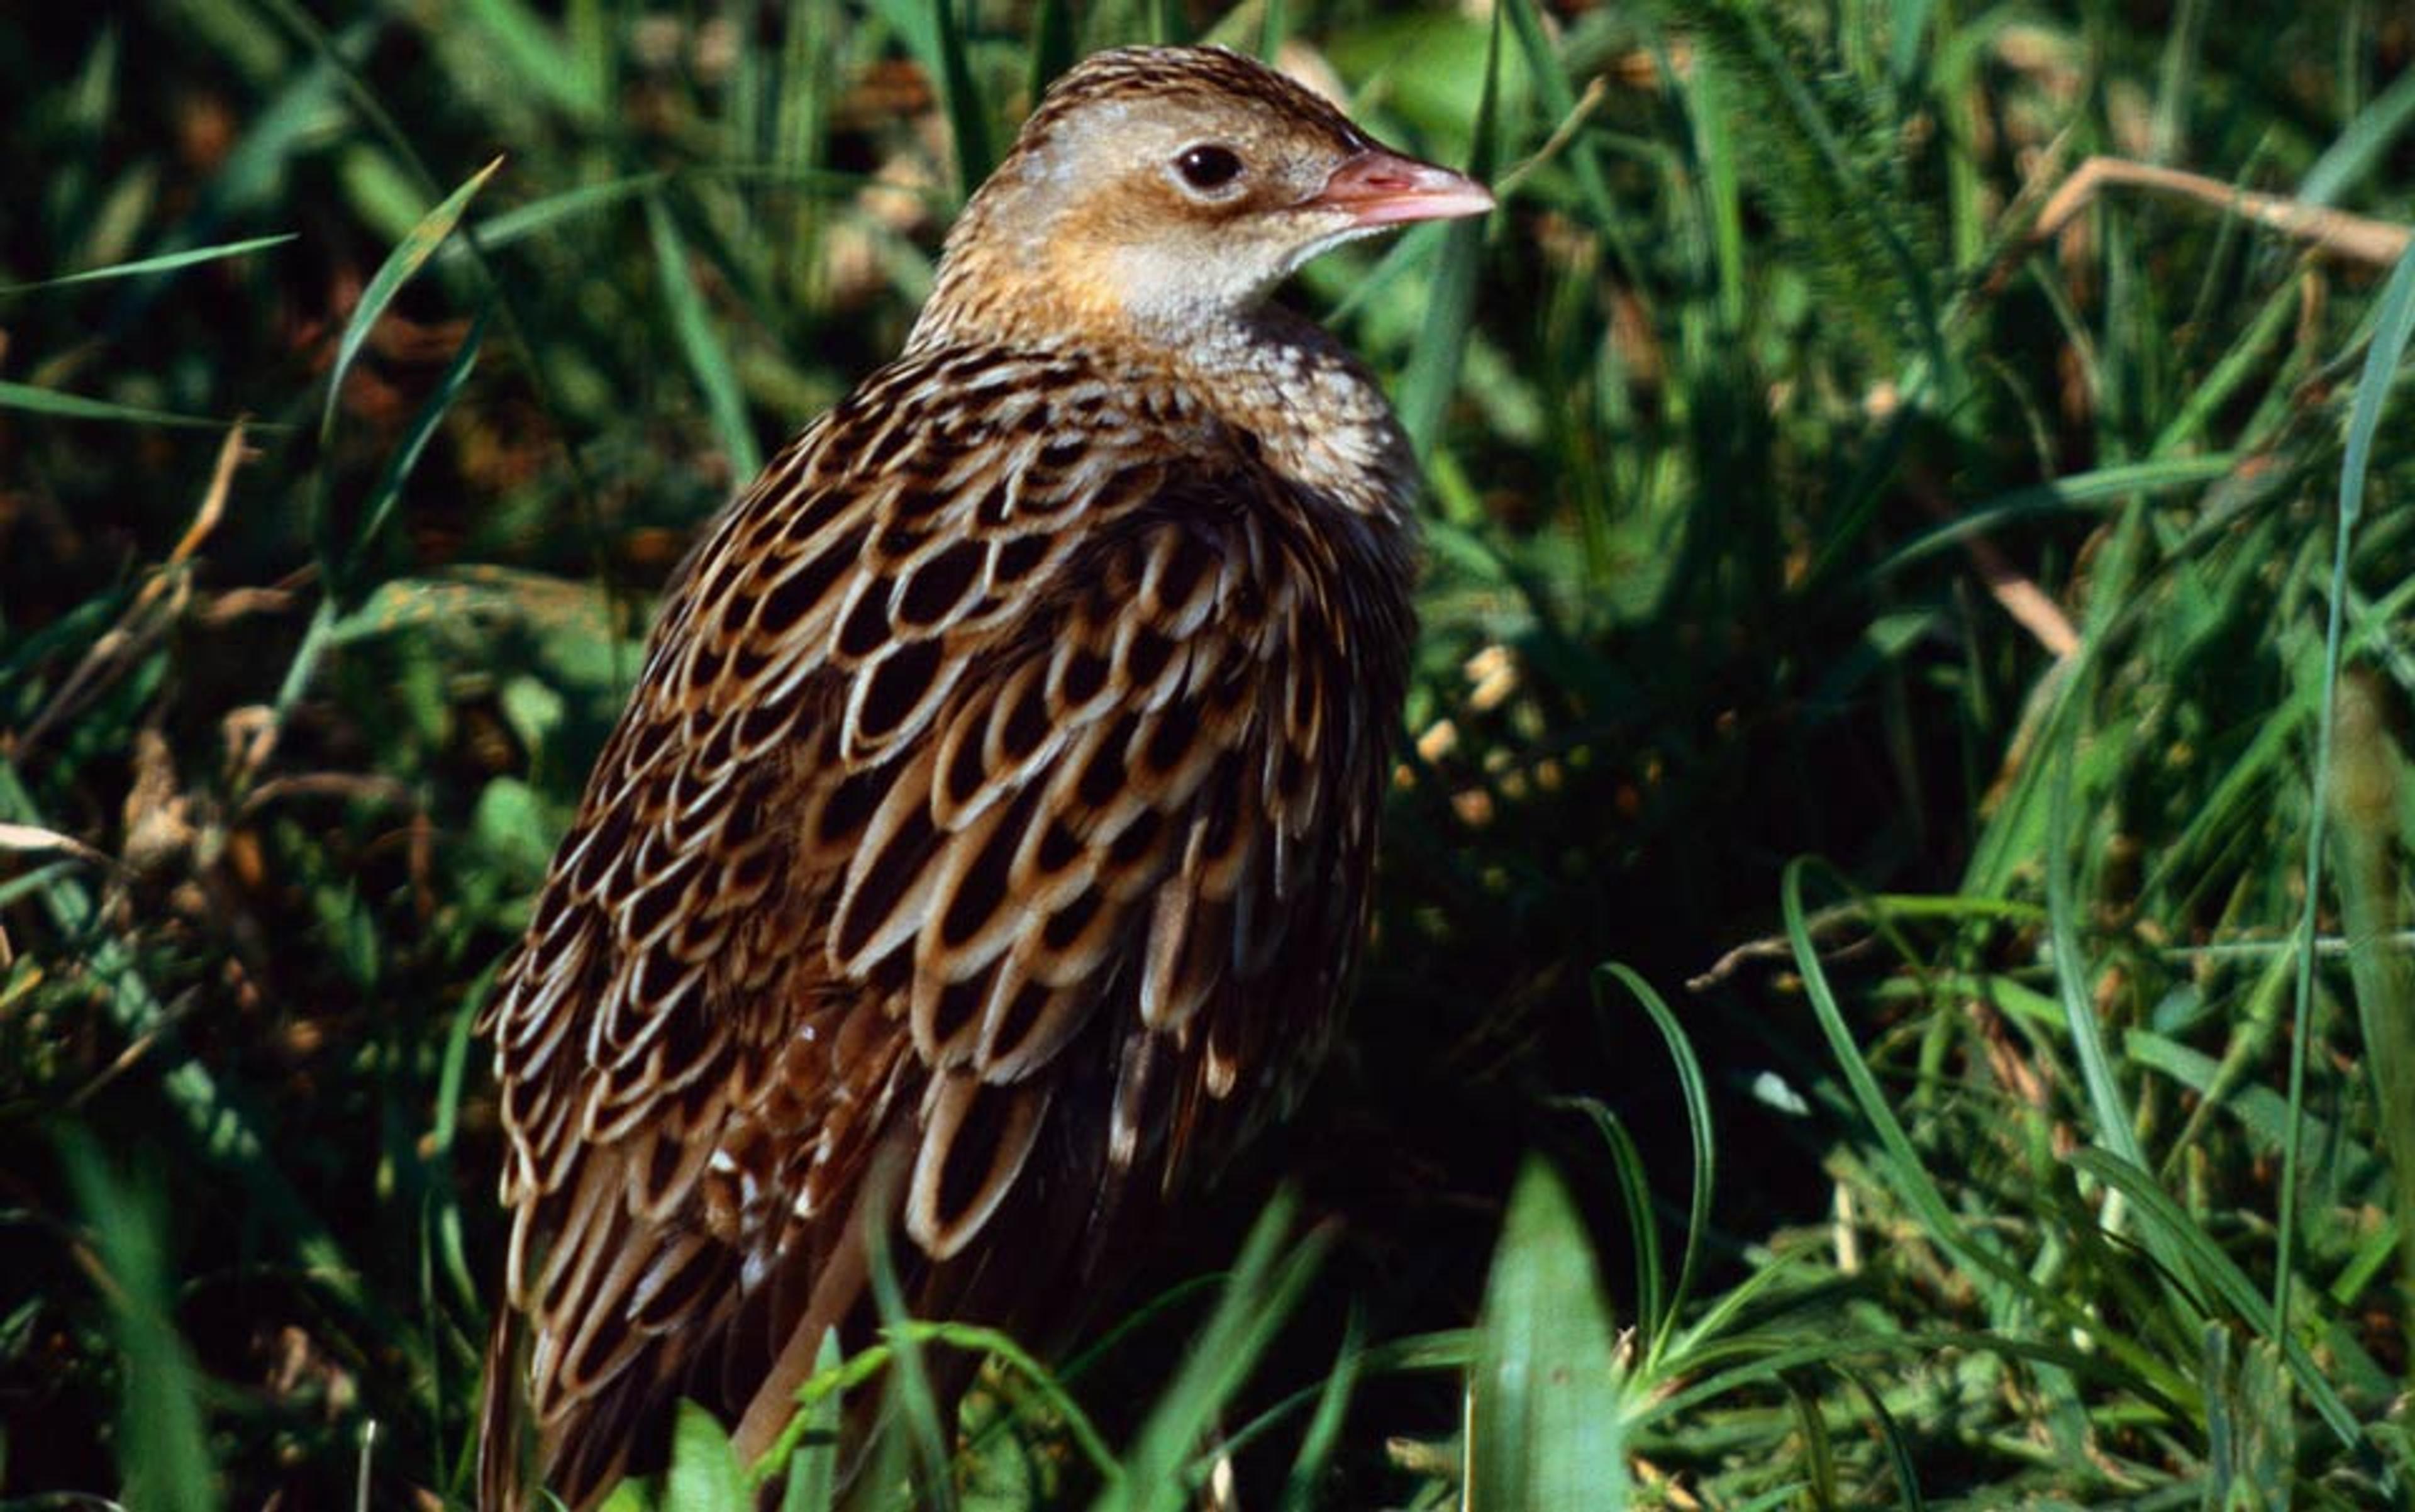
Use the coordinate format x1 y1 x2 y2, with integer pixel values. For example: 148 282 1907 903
4 1 2412 1507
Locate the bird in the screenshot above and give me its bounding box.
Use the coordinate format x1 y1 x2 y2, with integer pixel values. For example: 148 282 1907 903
477 42 1492 1509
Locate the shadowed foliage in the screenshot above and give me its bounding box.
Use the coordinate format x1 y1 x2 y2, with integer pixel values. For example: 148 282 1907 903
4 1 2413 1507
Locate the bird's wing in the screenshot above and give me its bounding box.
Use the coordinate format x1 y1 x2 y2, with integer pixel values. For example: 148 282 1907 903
479 345 1401 1508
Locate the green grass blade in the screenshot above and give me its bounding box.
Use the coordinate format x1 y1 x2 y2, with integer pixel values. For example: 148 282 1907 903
425 962 495 1318
1598 963 1715 1356
319 157 502 449
1279 1308 1362 1512
901 0 995 194
1097 1192 1330 1512
472 172 667 247
1885 0 1936 90
645 193 763 484
2329 669 2415 1306
2043 714 2146 1171
1467 1158 1628 1512
1551 1094 1662 1359
1028 0 1079 97
1782 860 1994 1265
61 1137 222 1512
457 0 608 123
2066 1150 2360 1445
2275 235 2415 1331
864 1174 956 1512
1392 0 1500 455
774 1329 845 1512
0 380 250 429
311 155 502 612
667 1401 751 1512
914 1320 1121 1483
2338 243 2415 534
348 308 487 580
2299 238 2415 1334
1865 455 2238 579
0 232 297 293
2299 65 2415 208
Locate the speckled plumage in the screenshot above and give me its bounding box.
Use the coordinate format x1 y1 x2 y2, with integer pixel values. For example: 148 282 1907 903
477 44 1489 1509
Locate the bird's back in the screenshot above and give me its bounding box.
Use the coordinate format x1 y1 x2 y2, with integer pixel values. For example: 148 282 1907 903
478 331 1417 1508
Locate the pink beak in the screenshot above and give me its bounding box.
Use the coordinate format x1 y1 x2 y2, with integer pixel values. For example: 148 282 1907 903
1310 148 1496 227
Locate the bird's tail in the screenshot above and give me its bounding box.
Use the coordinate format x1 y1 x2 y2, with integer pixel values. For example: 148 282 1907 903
477 1307 535 1512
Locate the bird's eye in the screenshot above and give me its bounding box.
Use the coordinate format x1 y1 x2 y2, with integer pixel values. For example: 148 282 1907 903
1173 143 1246 194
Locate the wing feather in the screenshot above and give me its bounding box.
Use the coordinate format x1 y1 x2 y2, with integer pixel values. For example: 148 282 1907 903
480 341 1409 1511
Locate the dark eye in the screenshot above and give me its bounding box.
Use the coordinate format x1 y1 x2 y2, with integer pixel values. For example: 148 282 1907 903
1174 143 1245 193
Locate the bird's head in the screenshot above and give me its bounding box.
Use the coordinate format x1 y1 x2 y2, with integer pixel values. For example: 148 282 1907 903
913 45 1494 349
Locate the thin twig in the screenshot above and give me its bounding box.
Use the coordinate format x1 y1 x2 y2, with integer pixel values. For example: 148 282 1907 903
2034 155 2411 269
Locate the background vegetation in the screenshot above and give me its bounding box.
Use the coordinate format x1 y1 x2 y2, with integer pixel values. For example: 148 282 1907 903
5 0 2414 1506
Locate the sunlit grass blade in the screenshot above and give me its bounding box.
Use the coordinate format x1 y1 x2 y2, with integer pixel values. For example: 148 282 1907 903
2067 1149 2359 1445
2336 243 2415 535
1782 860 2007 1272
2043 708 2148 1171
1640 1324 2190 1431
2321 241 2415 1321
2329 670 2415 1304
1467 1157 1628 1512
1779 857 2197 1416
309 155 502 614
0 232 297 293
774 1329 845 1512
319 157 502 450
2279 234 2415 1353
665 1401 751 1512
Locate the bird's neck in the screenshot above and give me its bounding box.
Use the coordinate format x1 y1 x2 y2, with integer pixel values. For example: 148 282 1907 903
1170 305 1422 527
911 265 1417 528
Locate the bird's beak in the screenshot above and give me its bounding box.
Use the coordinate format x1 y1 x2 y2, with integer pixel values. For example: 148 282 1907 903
1309 148 1496 227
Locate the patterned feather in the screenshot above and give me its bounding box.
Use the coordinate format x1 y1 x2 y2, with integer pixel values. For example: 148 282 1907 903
477 43 1489 1509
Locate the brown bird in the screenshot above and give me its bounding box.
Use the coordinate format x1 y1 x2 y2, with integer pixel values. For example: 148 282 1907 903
478 43 1491 1509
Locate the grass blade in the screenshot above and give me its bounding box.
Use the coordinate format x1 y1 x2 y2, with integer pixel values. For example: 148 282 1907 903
348 308 487 581
667 1401 751 1512
0 379 251 429
1279 1308 1362 1512
1596 963 1714 1360
1467 1157 1628 1512
645 192 763 484
1392 0 1499 456
62 1137 222 1512
320 157 502 449
1098 1192 1330 1512
0 232 297 293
